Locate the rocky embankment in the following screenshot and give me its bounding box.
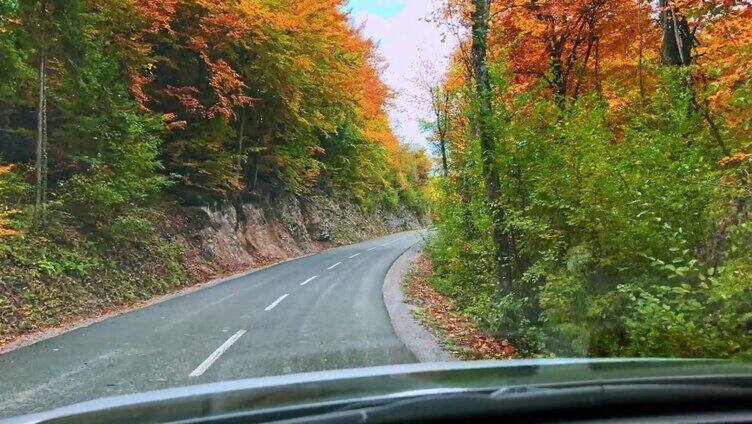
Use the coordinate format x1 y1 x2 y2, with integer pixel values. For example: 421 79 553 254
180 193 427 275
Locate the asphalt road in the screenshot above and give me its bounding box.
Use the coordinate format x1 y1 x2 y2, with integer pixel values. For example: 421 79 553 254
0 231 423 419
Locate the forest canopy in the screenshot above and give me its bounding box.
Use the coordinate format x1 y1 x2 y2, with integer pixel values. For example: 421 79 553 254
0 0 430 234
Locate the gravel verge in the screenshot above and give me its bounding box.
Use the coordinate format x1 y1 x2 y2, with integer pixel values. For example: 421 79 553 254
383 242 456 363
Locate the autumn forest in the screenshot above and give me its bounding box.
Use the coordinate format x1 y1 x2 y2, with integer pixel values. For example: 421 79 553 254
0 0 431 223
1 0 752 359
427 0 752 358
0 0 429 340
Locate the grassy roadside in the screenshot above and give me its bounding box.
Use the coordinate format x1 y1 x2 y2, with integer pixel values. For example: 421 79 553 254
402 253 515 360
0 207 205 347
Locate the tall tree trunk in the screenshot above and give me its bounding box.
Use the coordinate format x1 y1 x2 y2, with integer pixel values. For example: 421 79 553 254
35 0 48 223
471 0 514 296
659 0 692 66
429 85 450 177
658 0 727 155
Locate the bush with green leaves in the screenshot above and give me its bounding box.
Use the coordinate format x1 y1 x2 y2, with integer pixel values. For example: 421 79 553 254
428 67 752 359
60 113 169 231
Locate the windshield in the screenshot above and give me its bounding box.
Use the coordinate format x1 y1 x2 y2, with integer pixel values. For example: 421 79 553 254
1 0 751 420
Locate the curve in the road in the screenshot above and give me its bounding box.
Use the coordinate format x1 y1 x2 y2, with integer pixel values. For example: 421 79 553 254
0 231 423 419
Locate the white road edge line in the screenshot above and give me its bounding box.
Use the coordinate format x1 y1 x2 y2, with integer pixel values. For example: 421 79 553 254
189 330 246 377
348 253 361 259
300 276 318 286
264 294 290 311
327 262 342 270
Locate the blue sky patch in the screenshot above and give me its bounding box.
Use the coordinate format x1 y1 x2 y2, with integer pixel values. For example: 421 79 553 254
346 0 406 18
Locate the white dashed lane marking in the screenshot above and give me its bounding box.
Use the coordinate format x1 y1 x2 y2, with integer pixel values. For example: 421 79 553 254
264 294 290 311
300 276 318 286
189 330 246 377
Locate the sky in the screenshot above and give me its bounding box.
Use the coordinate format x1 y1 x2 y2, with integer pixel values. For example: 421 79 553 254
345 0 457 150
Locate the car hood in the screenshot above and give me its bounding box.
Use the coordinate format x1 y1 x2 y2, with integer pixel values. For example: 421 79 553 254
5 358 752 424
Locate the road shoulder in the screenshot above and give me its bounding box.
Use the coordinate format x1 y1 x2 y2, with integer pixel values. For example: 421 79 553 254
383 243 456 363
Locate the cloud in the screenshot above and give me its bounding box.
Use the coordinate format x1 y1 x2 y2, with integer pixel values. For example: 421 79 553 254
349 0 457 150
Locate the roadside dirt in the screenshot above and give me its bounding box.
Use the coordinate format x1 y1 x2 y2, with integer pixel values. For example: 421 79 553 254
403 253 516 360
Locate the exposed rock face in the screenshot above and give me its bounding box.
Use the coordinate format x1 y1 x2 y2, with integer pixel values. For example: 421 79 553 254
179 192 428 277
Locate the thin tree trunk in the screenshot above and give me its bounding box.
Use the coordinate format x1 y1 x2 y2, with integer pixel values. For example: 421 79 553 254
594 36 602 96
549 44 567 109
428 85 450 177
695 100 730 156
637 3 645 104
471 0 514 296
437 90 450 177
42 72 48 206
35 0 48 223
572 19 596 101
251 152 260 192
237 108 246 170
439 136 449 177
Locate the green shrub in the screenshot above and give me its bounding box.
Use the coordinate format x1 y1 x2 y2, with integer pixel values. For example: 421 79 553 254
428 67 752 359
108 213 154 245
380 186 399 210
60 113 169 228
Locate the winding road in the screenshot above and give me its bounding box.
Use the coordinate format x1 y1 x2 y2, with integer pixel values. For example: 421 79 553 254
0 231 423 418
